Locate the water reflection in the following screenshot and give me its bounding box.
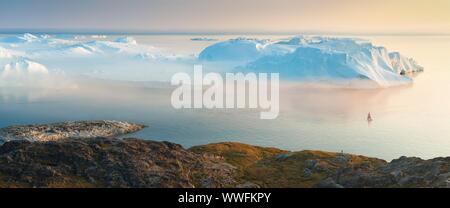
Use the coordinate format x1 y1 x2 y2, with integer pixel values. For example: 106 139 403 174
1 35 450 161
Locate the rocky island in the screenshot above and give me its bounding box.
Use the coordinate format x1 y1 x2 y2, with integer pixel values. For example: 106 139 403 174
0 120 145 143
0 121 448 188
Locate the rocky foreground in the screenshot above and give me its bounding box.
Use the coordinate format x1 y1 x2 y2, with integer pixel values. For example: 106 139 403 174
0 121 449 188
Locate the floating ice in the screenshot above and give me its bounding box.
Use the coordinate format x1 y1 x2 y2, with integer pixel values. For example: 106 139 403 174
191 37 218 41
115 37 137 45
0 34 165 58
1 58 48 78
0 33 40 43
199 38 273 61
199 36 423 87
0 34 195 84
0 47 17 58
91 35 107 39
0 57 77 89
0 34 424 88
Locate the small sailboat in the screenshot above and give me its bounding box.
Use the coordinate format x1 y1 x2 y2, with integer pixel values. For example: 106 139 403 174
367 112 373 122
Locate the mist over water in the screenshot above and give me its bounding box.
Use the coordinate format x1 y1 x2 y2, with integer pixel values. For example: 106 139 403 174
1 35 450 160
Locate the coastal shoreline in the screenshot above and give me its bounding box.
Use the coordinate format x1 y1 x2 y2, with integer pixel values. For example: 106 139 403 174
0 120 449 188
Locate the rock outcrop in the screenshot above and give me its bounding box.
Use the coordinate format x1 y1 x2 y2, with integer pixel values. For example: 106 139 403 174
0 120 145 143
0 121 449 188
0 137 237 188
335 156 450 188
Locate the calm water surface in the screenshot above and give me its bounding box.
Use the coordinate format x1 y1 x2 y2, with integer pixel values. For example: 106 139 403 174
1 35 449 161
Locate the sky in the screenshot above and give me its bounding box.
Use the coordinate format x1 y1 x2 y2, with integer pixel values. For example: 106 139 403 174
0 0 449 34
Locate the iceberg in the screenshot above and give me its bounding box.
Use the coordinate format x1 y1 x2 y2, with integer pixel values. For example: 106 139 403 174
199 38 274 62
0 58 76 89
0 33 195 84
199 36 423 87
0 47 18 58
191 37 218 41
0 33 423 88
0 34 167 59
1 58 48 78
91 35 107 39
115 37 137 45
59 43 98 56
388 52 423 74
0 33 40 43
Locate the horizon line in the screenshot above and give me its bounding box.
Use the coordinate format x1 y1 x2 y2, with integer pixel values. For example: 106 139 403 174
0 28 449 36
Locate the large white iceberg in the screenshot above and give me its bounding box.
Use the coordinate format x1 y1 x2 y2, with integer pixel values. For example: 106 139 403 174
2 58 49 77
0 58 53 88
199 36 423 87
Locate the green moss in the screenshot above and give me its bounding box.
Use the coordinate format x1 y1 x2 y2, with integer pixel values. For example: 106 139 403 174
190 142 287 169
191 142 386 188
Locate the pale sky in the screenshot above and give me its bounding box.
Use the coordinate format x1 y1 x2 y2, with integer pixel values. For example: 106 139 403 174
0 0 449 34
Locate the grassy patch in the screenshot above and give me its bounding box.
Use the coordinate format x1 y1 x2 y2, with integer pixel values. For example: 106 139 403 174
190 142 287 169
191 143 386 188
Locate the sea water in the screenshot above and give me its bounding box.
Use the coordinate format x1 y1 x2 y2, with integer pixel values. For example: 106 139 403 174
0 34 449 161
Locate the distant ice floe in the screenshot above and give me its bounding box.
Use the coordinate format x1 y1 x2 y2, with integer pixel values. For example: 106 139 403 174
0 33 184 59
0 33 194 85
91 35 107 39
199 36 424 87
191 37 218 41
115 36 137 44
0 33 424 88
0 33 40 43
